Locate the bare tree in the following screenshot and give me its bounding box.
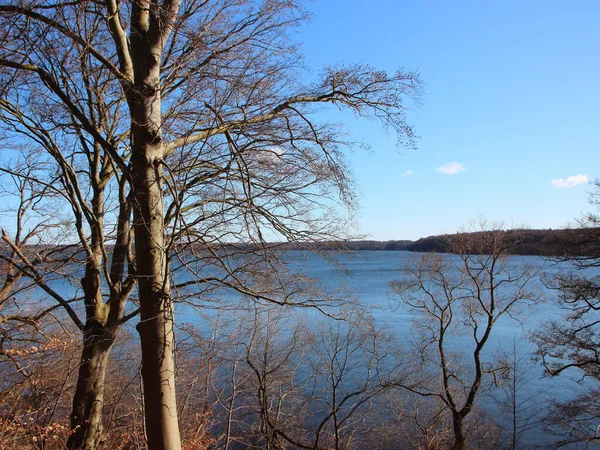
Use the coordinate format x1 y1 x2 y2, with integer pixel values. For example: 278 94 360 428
390 223 540 450
302 310 402 450
373 391 455 450
492 338 543 450
0 105 136 450
236 305 402 450
535 181 600 378
241 305 310 449
0 1 421 448
533 180 600 447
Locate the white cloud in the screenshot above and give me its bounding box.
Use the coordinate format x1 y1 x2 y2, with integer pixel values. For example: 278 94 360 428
399 170 414 177
436 162 467 175
551 174 589 189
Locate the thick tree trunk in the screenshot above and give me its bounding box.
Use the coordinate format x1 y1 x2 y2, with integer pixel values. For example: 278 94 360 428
450 412 465 450
67 323 115 450
67 244 115 450
129 61 182 446
132 147 181 450
127 3 182 447
136 301 180 450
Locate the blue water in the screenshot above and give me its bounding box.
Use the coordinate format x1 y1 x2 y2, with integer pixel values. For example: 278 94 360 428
20 249 598 447
179 250 595 448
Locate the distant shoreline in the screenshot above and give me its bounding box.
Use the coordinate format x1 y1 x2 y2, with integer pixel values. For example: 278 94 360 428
257 228 587 256
3 228 590 257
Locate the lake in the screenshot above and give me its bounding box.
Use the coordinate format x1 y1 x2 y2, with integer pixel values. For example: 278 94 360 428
16 249 598 448
175 250 598 448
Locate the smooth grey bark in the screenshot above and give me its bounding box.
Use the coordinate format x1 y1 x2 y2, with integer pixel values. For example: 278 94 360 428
127 4 182 446
131 149 182 450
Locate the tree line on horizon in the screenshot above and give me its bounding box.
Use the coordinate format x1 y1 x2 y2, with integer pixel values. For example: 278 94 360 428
0 227 582 256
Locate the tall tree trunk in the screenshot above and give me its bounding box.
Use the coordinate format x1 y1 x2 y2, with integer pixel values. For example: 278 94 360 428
127 2 183 448
67 322 116 450
132 146 181 450
129 43 181 444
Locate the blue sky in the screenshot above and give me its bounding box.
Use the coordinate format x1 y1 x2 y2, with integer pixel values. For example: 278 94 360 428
296 1 600 240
